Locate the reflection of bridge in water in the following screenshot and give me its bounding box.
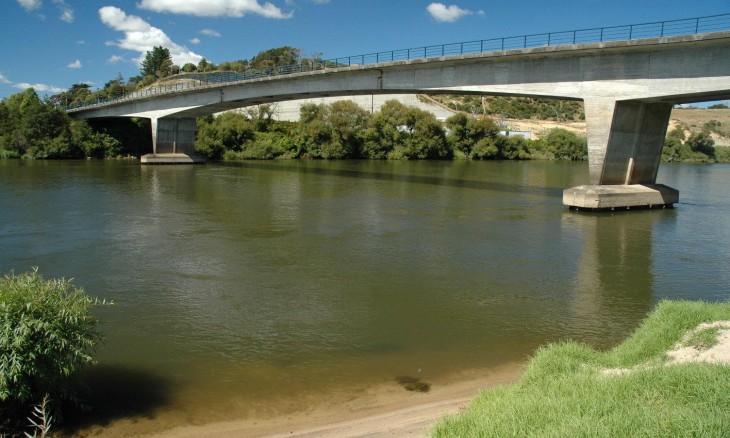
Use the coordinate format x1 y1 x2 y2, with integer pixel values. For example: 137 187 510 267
68 14 730 209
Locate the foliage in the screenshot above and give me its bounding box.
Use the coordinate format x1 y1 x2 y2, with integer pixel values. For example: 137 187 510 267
249 46 301 70
0 89 122 159
662 127 716 163
192 100 596 163
0 269 106 432
431 300 730 438
707 103 729 109
362 100 450 160
141 46 174 79
296 101 370 159
196 113 255 159
435 95 585 121
540 128 587 160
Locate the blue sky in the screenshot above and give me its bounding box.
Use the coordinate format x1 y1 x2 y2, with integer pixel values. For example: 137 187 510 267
1 0 729 102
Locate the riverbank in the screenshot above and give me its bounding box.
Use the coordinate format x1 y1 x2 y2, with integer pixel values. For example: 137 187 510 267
432 300 730 437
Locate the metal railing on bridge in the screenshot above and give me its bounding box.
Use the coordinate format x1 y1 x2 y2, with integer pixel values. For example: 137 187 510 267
66 13 730 112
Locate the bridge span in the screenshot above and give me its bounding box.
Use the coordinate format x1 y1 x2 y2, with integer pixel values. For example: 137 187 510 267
69 23 730 210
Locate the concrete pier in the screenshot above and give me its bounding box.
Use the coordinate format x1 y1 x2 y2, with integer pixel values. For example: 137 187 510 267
142 117 204 164
563 184 679 211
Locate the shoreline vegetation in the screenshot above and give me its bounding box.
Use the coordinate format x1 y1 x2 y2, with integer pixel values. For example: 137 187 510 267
1 88 729 164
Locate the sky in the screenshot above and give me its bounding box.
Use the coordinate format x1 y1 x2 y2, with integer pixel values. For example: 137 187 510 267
1 0 729 103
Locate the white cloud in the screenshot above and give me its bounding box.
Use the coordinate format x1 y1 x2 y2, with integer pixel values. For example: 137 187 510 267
1 73 64 93
107 55 125 64
199 29 222 37
189 37 201 44
137 0 292 19
17 0 41 11
67 59 82 69
53 0 74 22
426 3 473 23
99 6 204 67
13 82 65 93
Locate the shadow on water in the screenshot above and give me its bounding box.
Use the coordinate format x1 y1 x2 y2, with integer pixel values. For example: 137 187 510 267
59 365 174 434
223 161 566 198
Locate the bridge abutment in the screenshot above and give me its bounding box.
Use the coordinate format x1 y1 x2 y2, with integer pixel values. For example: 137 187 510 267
563 99 678 210
142 117 204 164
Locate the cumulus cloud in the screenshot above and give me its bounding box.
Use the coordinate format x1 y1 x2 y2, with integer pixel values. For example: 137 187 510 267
189 37 201 44
199 29 222 37
137 0 292 19
14 82 65 93
426 3 474 22
107 55 125 64
67 59 82 69
1 73 64 93
99 6 204 67
17 0 41 11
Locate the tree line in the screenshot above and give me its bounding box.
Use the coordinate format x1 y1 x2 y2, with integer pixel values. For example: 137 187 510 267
195 100 588 161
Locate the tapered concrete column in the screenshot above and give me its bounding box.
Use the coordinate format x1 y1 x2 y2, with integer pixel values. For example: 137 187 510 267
143 117 203 164
584 99 672 185
153 118 196 154
564 99 678 210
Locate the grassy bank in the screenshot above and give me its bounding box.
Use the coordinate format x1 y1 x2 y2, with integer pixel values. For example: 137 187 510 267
431 300 730 437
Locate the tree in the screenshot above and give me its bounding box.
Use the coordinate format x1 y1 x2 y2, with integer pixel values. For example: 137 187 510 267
195 113 255 159
0 269 106 432
141 46 173 78
446 113 500 158
249 46 300 70
181 63 197 73
541 128 587 160
361 100 448 160
708 103 729 109
686 131 715 158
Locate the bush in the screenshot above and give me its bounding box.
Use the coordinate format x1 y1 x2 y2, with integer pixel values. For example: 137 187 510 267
0 269 106 430
541 128 587 161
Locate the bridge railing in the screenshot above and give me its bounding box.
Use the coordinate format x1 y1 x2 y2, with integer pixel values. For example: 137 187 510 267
66 13 730 112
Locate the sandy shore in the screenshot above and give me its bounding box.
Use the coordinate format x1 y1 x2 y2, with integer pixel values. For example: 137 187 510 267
150 363 523 438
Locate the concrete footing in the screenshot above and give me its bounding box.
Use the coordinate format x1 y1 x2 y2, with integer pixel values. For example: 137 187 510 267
563 184 679 211
140 153 206 164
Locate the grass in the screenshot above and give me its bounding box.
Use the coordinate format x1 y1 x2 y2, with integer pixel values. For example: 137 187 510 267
430 300 730 438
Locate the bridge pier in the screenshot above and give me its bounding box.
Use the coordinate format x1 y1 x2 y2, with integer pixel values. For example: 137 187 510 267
563 99 678 210
142 117 205 164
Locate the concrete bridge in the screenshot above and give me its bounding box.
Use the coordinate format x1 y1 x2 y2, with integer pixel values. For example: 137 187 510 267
69 27 730 210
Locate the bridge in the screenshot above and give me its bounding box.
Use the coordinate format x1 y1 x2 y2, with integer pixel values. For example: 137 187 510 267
68 14 730 210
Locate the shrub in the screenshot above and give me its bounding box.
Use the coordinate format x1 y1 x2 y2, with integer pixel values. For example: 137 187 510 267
0 269 106 430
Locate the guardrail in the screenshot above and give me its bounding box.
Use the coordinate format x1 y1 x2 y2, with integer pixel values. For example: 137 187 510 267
66 13 730 112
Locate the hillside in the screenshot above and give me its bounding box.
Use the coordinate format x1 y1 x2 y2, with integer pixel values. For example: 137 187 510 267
502 109 730 146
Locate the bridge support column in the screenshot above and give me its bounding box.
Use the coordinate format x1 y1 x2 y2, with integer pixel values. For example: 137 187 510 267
563 99 678 210
142 117 204 164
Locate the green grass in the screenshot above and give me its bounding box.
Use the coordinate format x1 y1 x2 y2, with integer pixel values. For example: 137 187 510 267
430 300 730 438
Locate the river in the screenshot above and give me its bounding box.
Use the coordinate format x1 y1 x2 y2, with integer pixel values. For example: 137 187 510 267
1 160 728 435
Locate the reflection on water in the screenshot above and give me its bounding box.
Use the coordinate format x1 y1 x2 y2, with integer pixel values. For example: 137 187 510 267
562 210 671 342
0 160 728 432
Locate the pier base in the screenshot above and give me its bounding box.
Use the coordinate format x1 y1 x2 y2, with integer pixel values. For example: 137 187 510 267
140 153 206 164
563 184 678 211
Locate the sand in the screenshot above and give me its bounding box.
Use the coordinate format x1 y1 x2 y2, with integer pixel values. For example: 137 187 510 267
143 363 524 438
